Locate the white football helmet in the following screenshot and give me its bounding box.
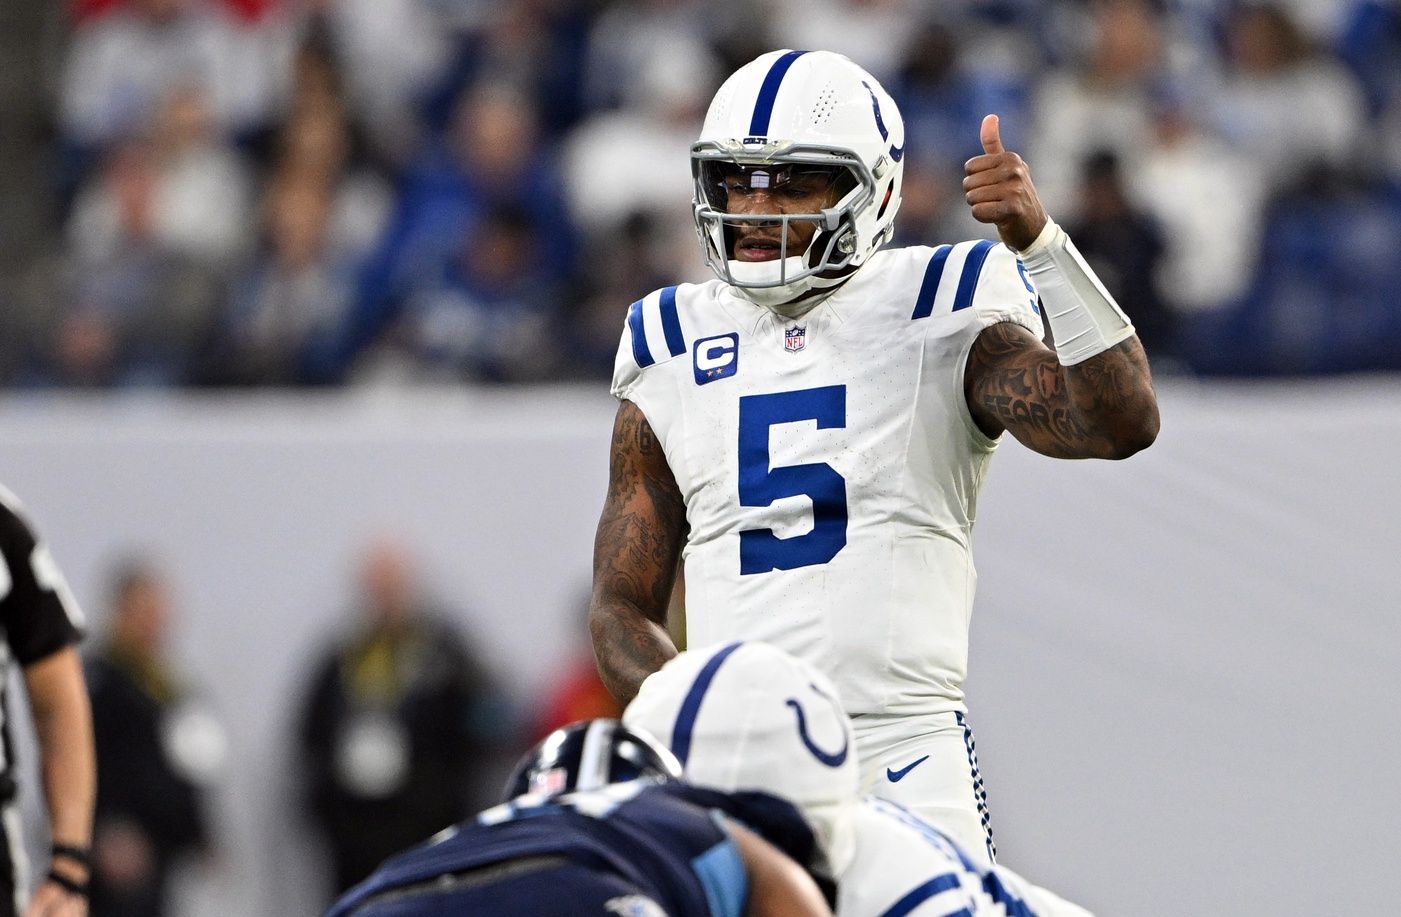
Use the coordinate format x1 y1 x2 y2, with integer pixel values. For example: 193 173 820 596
692 49 906 308
622 641 860 875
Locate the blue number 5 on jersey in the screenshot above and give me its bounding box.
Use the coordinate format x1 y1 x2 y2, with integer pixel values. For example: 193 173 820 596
737 386 848 575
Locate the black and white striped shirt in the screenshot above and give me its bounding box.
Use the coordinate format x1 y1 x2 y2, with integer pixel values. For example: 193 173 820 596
0 486 84 776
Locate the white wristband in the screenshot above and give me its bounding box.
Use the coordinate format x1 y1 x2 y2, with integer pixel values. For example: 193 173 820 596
1016 219 1135 366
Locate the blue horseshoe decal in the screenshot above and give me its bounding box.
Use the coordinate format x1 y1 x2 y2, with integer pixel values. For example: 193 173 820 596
861 81 904 163
785 683 849 767
862 81 888 140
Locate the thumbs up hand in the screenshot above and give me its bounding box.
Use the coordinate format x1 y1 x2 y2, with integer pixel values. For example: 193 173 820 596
964 114 1049 252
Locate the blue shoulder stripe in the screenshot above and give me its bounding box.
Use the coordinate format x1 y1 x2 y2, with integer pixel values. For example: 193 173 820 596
951 240 997 313
671 642 744 765
911 245 953 320
749 51 807 137
659 286 685 358
691 836 748 917
878 874 965 917
627 298 654 368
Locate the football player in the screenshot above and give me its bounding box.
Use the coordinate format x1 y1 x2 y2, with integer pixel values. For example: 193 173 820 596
590 49 1160 863
624 641 1093 916
325 719 831 916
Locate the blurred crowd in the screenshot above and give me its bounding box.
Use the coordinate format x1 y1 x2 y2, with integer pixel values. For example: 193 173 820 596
3 0 1400 386
79 539 613 913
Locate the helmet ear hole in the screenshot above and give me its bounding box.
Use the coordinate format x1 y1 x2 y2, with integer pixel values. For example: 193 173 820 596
875 180 894 221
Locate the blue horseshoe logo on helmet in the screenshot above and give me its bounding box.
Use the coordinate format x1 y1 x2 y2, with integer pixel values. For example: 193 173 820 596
785 683 849 767
862 81 888 141
862 81 904 163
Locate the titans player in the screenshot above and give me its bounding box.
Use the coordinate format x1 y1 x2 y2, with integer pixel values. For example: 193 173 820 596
325 719 830 916
590 49 1159 863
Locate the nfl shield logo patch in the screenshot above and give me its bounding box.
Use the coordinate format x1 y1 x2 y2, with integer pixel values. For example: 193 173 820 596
784 325 806 352
528 767 568 796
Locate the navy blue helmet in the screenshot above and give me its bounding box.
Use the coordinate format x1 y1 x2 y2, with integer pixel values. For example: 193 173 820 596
504 719 682 801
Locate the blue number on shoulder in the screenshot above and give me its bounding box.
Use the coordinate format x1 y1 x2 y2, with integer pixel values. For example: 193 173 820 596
737 386 847 574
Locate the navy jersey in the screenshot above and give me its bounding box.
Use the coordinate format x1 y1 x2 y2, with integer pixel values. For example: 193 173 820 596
326 782 816 917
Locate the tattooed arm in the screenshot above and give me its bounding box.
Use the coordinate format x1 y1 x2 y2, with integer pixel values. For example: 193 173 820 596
962 113 1159 459
589 399 687 706
965 321 1159 459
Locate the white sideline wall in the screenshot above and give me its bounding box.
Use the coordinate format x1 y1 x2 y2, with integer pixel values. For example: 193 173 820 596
1 378 1396 916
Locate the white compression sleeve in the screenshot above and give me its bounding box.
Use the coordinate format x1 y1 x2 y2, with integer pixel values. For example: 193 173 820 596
1016 219 1135 366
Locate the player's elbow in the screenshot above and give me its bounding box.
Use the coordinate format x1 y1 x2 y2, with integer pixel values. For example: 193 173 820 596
586 599 616 648
1103 407 1159 459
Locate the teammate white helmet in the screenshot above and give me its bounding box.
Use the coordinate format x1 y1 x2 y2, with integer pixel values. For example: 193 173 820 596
623 641 860 874
692 49 906 308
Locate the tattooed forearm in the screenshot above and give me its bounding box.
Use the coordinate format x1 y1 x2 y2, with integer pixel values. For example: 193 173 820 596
967 321 1159 459
589 603 676 706
590 400 686 703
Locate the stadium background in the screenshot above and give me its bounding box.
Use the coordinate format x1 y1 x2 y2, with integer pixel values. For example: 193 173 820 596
0 0 1398 914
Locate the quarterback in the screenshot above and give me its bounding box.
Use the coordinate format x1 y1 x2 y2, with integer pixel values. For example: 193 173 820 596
590 50 1159 862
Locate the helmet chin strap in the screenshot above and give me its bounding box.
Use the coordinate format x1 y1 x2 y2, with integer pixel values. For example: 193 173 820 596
727 257 847 317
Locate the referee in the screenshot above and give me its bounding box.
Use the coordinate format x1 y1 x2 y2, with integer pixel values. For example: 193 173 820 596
0 485 95 917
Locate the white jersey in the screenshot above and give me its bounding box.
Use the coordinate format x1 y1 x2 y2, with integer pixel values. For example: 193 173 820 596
841 796 1092 917
612 241 1041 717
